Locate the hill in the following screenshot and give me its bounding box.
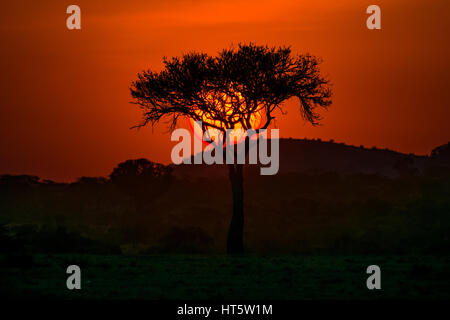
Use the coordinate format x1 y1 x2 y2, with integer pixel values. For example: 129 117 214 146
173 138 430 179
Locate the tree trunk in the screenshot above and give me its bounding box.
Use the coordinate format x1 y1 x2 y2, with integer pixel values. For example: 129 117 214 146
227 163 244 254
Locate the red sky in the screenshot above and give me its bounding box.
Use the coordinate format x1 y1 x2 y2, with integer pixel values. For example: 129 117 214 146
1 0 449 181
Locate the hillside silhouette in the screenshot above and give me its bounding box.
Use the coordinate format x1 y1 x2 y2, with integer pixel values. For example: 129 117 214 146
174 138 439 180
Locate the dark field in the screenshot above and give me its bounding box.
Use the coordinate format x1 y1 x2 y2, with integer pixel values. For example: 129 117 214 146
1 141 450 300
1 254 449 300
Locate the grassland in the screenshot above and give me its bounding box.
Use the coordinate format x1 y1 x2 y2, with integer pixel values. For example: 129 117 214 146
1 254 449 300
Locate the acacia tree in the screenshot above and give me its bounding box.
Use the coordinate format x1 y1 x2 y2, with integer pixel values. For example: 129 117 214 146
130 44 331 254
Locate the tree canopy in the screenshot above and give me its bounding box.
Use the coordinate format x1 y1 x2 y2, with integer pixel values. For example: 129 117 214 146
110 159 172 202
130 43 332 137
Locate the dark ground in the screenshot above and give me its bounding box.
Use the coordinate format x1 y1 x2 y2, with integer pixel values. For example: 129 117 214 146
1 254 449 300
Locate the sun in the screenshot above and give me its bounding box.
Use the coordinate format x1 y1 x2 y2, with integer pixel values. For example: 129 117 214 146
189 92 263 146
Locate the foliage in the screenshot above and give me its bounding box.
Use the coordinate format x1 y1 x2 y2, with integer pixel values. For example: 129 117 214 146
130 43 331 134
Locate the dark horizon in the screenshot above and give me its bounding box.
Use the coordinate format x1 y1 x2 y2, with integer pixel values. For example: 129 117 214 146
1 137 446 183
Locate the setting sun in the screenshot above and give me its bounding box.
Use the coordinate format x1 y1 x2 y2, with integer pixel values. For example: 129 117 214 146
188 91 263 146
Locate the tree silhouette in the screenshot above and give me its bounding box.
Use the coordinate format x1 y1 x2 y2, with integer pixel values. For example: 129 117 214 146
110 159 172 210
130 44 332 254
110 159 172 245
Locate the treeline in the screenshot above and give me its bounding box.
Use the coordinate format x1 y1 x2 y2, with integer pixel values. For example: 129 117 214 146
1 142 449 255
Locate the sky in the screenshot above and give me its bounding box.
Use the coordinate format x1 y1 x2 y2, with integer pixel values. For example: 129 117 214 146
0 0 449 181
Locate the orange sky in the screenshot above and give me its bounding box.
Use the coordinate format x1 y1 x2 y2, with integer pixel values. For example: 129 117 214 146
1 0 449 181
